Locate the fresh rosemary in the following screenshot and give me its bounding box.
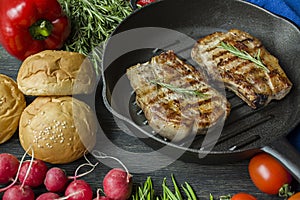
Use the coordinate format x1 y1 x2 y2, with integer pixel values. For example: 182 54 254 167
150 80 210 99
218 42 270 73
58 0 132 56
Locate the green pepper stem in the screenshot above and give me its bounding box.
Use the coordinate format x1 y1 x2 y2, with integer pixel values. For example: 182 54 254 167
38 21 51 37
29 19 53 40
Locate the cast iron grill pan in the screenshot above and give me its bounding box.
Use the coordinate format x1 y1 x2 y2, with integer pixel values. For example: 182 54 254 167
100 0 300 181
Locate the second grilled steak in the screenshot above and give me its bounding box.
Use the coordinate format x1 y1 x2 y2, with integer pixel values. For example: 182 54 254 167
191 29 292 109
126 51 230 142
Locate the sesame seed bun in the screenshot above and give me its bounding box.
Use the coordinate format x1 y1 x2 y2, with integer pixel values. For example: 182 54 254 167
17 50 96 96
0 74 26 144
19 96 97 164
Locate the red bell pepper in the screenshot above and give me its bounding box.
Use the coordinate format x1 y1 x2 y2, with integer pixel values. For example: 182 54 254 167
0 0 71 60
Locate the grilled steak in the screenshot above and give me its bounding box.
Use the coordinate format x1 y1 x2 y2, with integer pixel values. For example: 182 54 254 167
126 51 230 142
191 29 292 109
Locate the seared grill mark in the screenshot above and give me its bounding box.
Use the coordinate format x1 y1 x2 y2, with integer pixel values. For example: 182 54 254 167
126 50 230 141
191 29 292 109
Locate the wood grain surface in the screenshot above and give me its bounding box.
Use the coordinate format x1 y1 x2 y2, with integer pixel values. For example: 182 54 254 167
0 47 299 199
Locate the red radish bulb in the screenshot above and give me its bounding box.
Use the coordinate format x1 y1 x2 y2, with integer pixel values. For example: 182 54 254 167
44 167 68 192
2 185 35 200
65 179 93 200
36 192 60 200
103 168 133 200
0 153 19 184
18 159 48 187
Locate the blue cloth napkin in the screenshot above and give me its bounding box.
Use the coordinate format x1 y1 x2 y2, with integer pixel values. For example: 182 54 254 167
246 0 300 27
246 0 300 151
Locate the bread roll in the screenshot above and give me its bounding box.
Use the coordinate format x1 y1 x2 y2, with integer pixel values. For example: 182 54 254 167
0 74 26 144
17 50 96 96
19 96 97 164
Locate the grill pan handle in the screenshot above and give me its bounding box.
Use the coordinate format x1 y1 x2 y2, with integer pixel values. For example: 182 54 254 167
261 137 300 183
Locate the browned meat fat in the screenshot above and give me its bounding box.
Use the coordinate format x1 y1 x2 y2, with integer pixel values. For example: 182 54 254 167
191 29 292 109
126 51 230 142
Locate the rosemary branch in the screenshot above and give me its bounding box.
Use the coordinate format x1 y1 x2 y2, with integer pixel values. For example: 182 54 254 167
219 42 270 73
150 80 210 99
58 0 132 56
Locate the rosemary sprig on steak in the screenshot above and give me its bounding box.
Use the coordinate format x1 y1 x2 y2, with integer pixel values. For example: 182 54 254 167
150 80 210 99
219 41 270 73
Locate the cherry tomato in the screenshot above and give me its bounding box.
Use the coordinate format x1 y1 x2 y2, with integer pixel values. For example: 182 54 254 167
288 192 300 200
231 193 257 200
248 153 292 195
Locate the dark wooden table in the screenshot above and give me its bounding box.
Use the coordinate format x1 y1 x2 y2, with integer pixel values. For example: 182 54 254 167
0 46 299 199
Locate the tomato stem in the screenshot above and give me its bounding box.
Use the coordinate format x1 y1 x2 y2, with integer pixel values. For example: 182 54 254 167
278 184 294 198
219 195 231 200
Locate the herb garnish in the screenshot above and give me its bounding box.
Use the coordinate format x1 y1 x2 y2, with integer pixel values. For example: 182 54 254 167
150 80 210 99
58 0 132 56
219 42 270 73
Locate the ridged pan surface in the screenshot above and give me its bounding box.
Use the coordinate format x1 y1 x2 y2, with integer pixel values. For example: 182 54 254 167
101 0 300 163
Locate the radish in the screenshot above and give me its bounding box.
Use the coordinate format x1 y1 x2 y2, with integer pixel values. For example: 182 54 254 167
64 179 93 200
0 153 19 184
44 153 98 193
44 167 68 192
0 148 37 200
36 192 60 200
2 185 35 200
0 147 34 194
18 159 48 187
92 151 133 200
103 168 133 200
